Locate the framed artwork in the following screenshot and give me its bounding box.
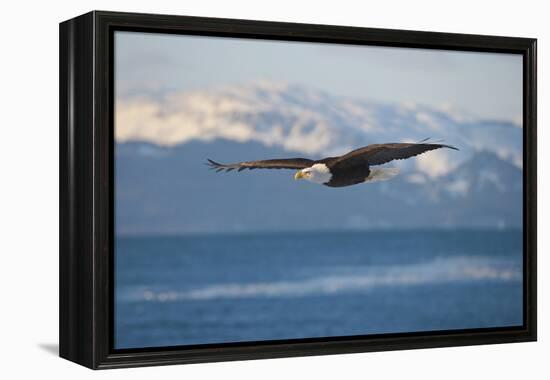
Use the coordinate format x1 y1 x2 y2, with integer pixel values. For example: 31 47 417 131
59 11 537 369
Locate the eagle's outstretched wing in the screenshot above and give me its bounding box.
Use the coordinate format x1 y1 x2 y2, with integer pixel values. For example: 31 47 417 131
206 158 314 172
332 143 458 167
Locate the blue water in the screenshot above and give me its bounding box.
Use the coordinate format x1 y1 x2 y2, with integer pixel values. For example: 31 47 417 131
114 229 523 349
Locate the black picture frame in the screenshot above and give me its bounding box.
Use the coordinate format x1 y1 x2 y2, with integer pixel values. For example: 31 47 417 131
59 10 537 369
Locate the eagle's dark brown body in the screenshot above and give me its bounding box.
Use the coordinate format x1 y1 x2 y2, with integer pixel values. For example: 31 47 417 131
318 158 371 187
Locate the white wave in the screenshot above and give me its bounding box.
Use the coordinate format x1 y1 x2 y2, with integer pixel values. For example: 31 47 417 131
136 257 521 303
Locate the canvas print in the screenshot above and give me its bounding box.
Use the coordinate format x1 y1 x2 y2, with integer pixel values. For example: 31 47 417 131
114 31 523 349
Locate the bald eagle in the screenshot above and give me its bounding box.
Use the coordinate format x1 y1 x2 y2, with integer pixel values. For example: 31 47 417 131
207 142 458 188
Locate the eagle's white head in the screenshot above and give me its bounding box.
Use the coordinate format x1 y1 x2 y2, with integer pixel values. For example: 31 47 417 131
294 163 332 184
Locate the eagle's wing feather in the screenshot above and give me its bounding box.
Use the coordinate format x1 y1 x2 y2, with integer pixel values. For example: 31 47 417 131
334 143 458 166
207 158 314 172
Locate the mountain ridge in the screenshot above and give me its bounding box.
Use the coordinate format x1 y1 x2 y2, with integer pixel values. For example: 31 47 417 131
115 82 522 179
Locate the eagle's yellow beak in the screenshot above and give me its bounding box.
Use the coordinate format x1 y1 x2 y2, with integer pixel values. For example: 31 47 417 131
294 171 304 180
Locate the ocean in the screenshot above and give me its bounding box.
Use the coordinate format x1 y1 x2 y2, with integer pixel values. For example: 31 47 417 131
114 229 523 349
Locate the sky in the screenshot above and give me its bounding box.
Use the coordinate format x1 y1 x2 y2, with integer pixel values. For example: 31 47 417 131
115 31 523 122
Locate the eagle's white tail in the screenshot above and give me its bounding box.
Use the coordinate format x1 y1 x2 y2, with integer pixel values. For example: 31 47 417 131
365 167 400 183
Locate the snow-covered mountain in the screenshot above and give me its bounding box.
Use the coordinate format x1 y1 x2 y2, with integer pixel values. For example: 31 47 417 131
116 82 522 179
114 82 523 234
